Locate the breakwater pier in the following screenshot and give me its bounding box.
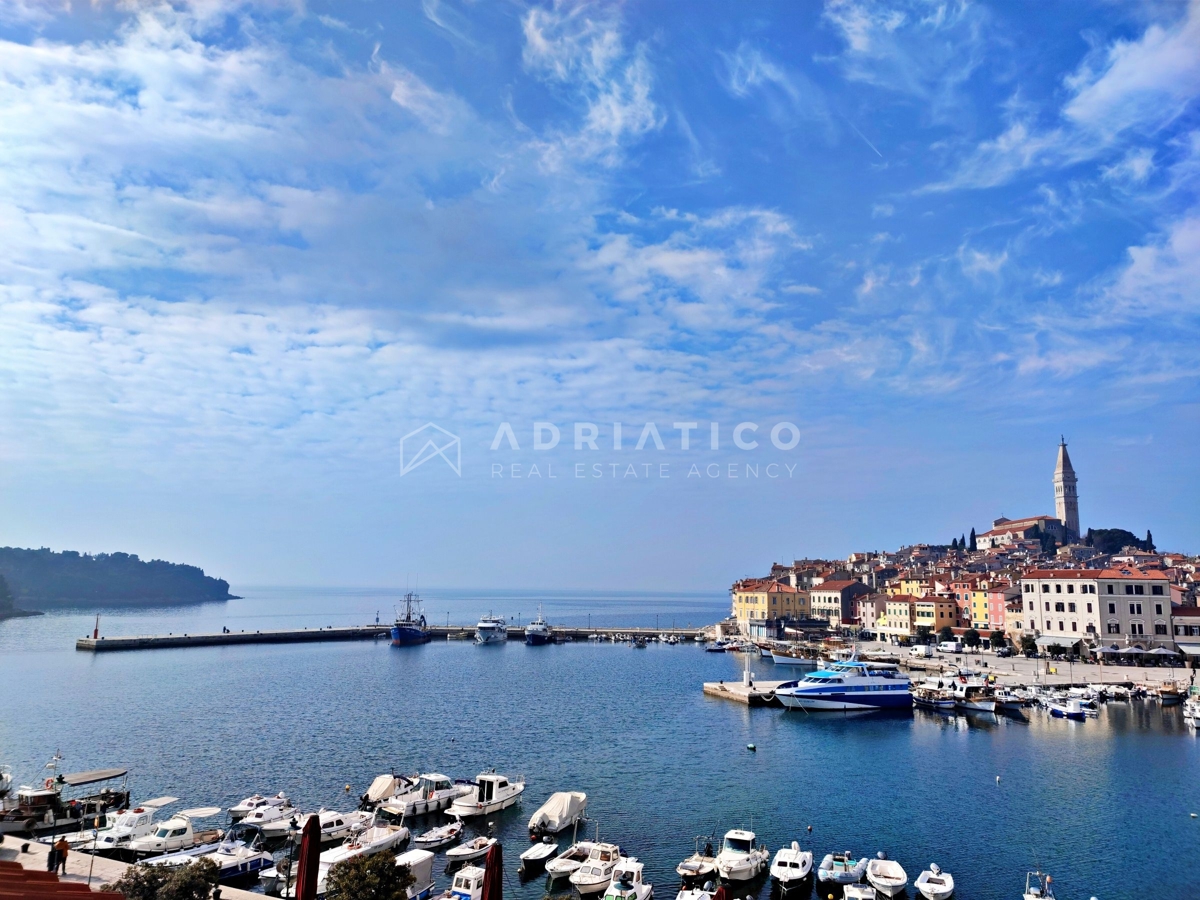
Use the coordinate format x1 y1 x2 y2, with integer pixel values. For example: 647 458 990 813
75 624 705 652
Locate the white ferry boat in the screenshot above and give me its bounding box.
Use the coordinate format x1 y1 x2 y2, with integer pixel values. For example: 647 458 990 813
775 659 912 712
475 615 508 645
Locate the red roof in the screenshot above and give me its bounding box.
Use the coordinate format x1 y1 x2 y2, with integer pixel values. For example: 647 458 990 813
812 579 863 592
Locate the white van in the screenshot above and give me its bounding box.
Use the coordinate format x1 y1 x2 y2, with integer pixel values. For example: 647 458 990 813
909 644 934 658
938 640 963 654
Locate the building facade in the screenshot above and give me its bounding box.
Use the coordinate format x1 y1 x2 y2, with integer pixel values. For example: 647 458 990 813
809 580 869 628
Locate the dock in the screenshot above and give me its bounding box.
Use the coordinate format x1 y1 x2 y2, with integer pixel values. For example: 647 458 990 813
703 679 785 706
76 625 705 652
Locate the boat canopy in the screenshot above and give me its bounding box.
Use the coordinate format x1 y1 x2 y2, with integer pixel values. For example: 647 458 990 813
366 775 403 802
527 792 586 833
62 768 127 786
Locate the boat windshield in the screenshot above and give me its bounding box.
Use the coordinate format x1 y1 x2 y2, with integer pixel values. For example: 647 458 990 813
723 837 752 853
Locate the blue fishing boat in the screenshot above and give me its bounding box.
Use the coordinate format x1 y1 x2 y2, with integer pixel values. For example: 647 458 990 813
391 591 431 646
775 658 912 712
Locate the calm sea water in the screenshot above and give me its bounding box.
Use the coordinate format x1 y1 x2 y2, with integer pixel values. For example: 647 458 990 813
1 588 1197 900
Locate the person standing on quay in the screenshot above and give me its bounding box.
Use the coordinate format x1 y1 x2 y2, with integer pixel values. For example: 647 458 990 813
53 836 69 876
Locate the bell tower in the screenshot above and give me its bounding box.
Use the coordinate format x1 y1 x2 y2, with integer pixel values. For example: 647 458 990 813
1053 437 1080 541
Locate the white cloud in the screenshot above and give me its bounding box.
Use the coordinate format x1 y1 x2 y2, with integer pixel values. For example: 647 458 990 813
388 64 468 135
1102 147 1155 184
720 41 833 136
1106 214 1200 315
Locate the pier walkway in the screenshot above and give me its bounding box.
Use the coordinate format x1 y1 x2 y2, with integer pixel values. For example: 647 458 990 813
75 625 705 652
703 679 785 706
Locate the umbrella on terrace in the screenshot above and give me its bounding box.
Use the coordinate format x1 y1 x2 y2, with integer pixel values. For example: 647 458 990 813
482 842 503 900
295 813 322 900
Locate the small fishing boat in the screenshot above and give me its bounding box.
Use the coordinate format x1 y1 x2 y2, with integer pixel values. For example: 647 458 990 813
391 590 432 646
241 798 297 828
632 637 648 649
388 774 473 816
475 615 508 645
525 608 553 646
1047 698 1086 720
676 838 717 883
602 857 652 900
444 863 485 900
914 863 955 900
704 641 729 653
415 818 464 851
816 851 868 885
520 837 558 874
1023 869 1055 899
769 842 812 891
229 792 289 820
911 686 955 711
528 791 587 836
445 835 497 866
994 688 1028 712
1157 682 1185 706
714 829 768 881
260 809 371 843
127 807 223 857
569 841 622 894
448 772 524 818
866 853 908 897
61 796 178 857
149 822 273 883
546 840 596 879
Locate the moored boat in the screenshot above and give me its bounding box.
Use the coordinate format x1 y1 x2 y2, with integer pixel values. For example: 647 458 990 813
229 791 288 821
569 841 622 894
415 818 464 851
445 835 497 866
602 857 652 900
396 848 437 900
1047 699 1086 720
769 842 812 891
387 774 472 816
914 863 954 900
391 590 432 646
714 829 768 881
0 764 131 835
448 772 525 818
676 838 716 883
546 839 596 879
769 648 818 668
1023 869 1056 899
525 608 553 646
866 854 908 897
127 807 223 857
148 822 273 883
445 863 485 900
528 791 586 836
60 796 178 857
816 851 868 885
911 685 955 711
776 659 912 712
475 615 508 645
519 837 558 876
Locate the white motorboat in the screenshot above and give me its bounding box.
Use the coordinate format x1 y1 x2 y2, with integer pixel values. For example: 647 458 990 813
241 798 297 828
676 837 717 883
951 676 997 713
545 839 596 879
569 841 622 894
445 863 485 900
769 842 812 891
866 854 908 897
528 791 587 835
519 837 558 875
602 857 652 900
149 822 273 883
843 885 875 900
445 835 497 865
0 766 11 800
816 852 868 884
714 829 768 881
261 808 371 843
914 863 955 900
475 615 508 645
127 807 223 857
389 774 473 816
1184 688 1200 728
1023 869 1056 899
448 772 524 818
229 792 289 820
362 773 417 809
776 659 912 711
281 815 411 897
61 796 178 857
1048 699 1086 720
415 818 464 851
397 848 438 900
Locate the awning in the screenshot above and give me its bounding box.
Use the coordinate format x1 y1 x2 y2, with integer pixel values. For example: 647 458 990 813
1145 647 1180 656
1035 635 1080 648
62 768 127 787
1176 642 1200 657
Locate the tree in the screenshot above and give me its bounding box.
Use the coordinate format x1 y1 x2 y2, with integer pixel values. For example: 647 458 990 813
938 626 955 643
326 849 413 900
103 859 217 900
989 630 1007 649
915 625 932 643
968 528 977 552
1020 634 1037 655
950 537 959 551
963 628 981 648
1145 530 1155 551
960 534 967 551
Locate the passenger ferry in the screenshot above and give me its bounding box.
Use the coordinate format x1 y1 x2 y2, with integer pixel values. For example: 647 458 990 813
391 590 432 647
775 658 912 712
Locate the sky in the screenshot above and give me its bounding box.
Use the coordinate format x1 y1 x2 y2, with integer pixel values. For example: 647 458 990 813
0 0 1197 591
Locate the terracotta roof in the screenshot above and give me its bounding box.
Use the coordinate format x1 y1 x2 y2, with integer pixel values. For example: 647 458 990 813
812 579 863 592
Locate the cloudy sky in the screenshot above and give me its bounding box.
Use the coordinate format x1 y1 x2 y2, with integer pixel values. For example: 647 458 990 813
1 0 1197 590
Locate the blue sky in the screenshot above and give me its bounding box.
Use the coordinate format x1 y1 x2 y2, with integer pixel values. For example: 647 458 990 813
0 0 1197 590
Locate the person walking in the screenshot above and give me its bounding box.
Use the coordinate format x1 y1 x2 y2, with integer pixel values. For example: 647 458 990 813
53 836 69 876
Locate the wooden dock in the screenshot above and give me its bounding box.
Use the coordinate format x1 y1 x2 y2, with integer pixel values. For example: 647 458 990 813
76 625 705 652
702 679 786 706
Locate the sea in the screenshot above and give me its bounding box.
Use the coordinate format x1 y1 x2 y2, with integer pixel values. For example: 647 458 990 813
1 587 1197 900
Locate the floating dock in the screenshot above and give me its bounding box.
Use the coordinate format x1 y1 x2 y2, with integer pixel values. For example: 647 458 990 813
702 679 786 706
76 625 704 652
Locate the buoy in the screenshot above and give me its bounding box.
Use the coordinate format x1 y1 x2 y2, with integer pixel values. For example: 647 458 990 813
996 775 1001 784
747 744 756 751
1192 813 1197 818
807 825 812 833
344 784 351 793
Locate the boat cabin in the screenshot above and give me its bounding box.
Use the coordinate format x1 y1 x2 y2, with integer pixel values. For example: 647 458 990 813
375 803 408 828
475 775 509 804
450 864 485 900
420 775 454 795
722 831 757 854
587 843 620 863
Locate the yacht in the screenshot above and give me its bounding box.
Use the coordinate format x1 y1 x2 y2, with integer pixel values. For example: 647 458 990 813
769 842 812 892
525 608 553 646
448 772 524 818
61 796 178 857
816 852 868 885
545 840 596 879
714 829 768 881
776 659 912 712
392 591 432 647
149 822 273 883
229 791 289 820
569 842 623 895
475 615 508 645
914 863 954 900
445 864 485 900
387 774 473 816
865 854 908 897
602 857 652 900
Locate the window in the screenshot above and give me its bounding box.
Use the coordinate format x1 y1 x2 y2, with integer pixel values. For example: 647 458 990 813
1044 601 1051 611
1125 585 1134 595
1155 604 1163 615
1107 585 1114 594
1131 623 1144 635
1067 584 1074 594
1068 602 1076 612
1042 584 1049 592
1058 621 1064 631
1045 620 1051 630
1087 603 1093 613
1107 622 1120 634
1055 584 1062 594
1027 600 1034 610
1154 623 1167 635
1024 584 1033 593
1135 585 1144 595
1054 602 1065 612
1071 622 1077 632
1152 585 1164 596
1129 603 1142 615
1108 603 1116 614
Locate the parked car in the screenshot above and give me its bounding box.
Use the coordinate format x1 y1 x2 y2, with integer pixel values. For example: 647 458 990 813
995 647 1013 658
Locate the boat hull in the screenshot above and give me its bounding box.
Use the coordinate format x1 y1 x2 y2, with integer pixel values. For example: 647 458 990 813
525 632 552 646
770 652 817 667
778 692 913 712
391 625 432 647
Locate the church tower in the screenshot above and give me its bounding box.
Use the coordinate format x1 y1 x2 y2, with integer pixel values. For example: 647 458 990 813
1054 438 1080 541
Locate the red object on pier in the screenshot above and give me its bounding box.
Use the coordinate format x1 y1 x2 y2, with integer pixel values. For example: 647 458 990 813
294 813 322 900
482 843 503 900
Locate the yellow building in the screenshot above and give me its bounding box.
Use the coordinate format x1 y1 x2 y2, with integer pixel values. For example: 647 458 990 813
731 579 807 633
887 577 931 598
914 598 958 634
880 596 917 642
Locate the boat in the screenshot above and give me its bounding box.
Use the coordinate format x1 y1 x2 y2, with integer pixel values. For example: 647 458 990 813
569 842 623 894
816 852 868 885
676 837 717 883
475 615 508 645
127 807 223 857
714 829 768 881
911 685 955 711
445 835 497 866
776 659 912 712
229 791 289 820
632 637 648 649
519 837 558 876
525 608 553 646
1047 699 1086 720
0 766 11 800
704 641 729 653
528 791 587 836
149 822 274 883
546 840 596 879
241 797 297 828
675 887 716 900
769 842 812 891
1184 687 1200 728
387 774 473 816
445 863 485 900
769 648 817 668
397 848 438 900
1157 682 1185 706
448 772 524 818
60 796 178 857
994 688 1029 712
415 818 464 851
951 675 997 713
602 857 652 900
843 886 875 900
866 854 908 897
280 814 411 897
914 863 955 900
0 762 131 835
261 809 371 843
1023 869 1056 899
392 590 432 646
